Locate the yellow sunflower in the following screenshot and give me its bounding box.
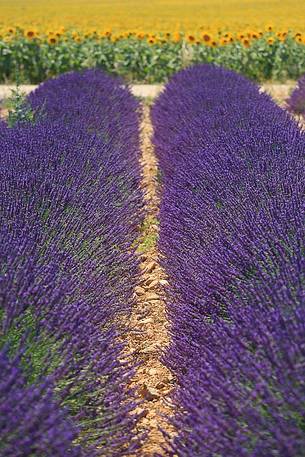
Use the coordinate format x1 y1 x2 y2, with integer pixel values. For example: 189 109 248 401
25 30 36 39
186 34 196 44
48 36 57 45
147 36 156 45
220 37 228 46
73 34 81 43
237 32 246 40
201 32 211 43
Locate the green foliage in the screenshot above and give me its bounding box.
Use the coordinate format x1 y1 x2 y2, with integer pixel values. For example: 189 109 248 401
5 83 45 127
0 308 62 384
137 231 159 253
0 307 108 445
0 35 304 84
6 85 35 126
136 216 159 253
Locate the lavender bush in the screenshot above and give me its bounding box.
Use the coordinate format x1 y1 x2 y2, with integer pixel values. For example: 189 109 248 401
0 70 143 456
287 74 305 115
152 65 305 456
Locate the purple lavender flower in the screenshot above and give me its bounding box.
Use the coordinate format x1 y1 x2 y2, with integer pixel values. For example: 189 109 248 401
0 70 143 456
152 64 305 456
287 74 305 115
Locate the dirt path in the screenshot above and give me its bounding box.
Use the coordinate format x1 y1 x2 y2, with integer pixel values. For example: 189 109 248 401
260 82 295 104
126 103 175 456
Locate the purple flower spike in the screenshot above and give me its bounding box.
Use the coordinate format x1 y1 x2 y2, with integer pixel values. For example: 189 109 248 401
152 64 305 456
287 74 305 115
0 70 143 456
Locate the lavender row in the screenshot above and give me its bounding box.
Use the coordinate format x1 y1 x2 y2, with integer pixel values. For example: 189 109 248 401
0 70 143 456
152 65 305 456
287 73 305 116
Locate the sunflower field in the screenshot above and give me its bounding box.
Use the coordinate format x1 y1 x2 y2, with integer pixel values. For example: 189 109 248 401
1 0 305 33
0 0 305 83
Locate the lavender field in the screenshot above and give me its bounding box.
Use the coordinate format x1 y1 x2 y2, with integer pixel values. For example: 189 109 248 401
0 65 304 456
0 70 143 456
152 65 305 456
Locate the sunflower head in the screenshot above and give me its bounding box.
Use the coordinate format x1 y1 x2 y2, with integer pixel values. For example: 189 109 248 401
48 36 57 45
73 34 81 43
277 31 288 42
147 36 156 45
220 37 228 46
202 32 211 43
25 30 36 39
186 34 196 44
242 38 250 48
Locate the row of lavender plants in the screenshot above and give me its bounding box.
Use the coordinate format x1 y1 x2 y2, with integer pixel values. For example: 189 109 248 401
0 70 143 456
287 73 305 116
152 65 305 456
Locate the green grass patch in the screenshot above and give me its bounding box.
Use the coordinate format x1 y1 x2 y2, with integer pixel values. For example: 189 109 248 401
136 215 159 253
0 308 63 384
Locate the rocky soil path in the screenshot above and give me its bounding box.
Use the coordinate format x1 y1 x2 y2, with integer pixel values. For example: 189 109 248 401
0 82 296 102
125 103 175 456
